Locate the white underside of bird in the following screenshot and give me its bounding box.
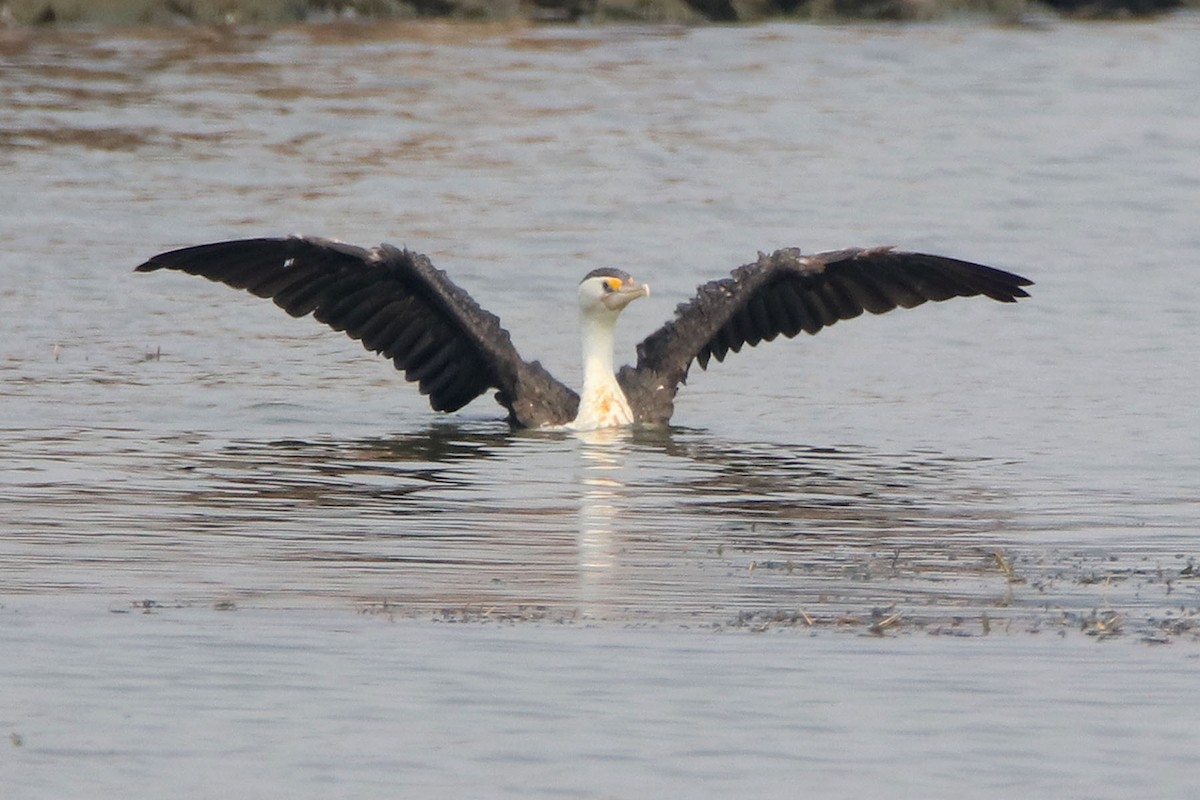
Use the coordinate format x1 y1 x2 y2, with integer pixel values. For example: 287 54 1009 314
565 272 650 431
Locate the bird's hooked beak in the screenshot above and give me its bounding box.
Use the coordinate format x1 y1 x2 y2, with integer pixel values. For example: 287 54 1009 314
602 277 650 311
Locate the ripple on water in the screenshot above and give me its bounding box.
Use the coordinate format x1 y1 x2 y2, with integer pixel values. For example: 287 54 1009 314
1 422 1193 638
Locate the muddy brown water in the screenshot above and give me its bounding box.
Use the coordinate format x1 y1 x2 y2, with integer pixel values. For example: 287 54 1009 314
2 18 1199 798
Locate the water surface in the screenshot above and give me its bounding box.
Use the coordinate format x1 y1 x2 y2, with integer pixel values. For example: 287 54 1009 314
2 17 1199 797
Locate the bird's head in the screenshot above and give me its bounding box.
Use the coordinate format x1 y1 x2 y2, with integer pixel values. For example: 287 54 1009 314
578 268 650 319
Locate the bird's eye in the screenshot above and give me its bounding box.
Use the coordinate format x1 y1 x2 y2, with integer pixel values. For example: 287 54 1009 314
602 281 614 293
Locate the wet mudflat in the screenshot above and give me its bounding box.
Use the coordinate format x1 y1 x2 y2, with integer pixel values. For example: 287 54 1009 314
2 16 1200 797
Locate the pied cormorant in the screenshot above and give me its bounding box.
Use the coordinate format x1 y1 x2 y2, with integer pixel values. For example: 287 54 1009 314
135 238 1031 430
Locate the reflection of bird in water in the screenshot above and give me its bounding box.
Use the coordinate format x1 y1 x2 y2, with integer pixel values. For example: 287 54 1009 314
137 238 1031 431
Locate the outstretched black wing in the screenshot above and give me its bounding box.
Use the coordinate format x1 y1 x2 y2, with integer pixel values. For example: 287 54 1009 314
136 237 579 427
617 246 1032 425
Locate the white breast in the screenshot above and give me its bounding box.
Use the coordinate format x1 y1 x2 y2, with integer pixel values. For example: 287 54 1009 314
568 381 635 431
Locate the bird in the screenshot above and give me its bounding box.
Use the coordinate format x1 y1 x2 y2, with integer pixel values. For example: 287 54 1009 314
135 237 1032 430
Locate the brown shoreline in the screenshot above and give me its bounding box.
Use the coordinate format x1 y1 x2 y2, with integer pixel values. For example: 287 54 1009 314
1 0 1192 26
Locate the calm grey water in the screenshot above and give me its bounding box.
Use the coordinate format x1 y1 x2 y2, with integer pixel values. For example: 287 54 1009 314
2 16 1199 798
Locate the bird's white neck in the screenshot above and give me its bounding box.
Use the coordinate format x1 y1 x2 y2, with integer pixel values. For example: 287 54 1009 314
571 312 634 430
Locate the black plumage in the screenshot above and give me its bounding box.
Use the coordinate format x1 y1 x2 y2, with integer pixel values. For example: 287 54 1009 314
135 237 579 428
136 238 1031 429
617 247 1031 424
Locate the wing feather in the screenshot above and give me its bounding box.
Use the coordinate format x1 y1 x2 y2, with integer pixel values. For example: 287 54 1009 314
763 287 800 339
618 247 1032 425
744 293 772 346
135 236 578 426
